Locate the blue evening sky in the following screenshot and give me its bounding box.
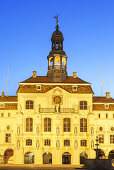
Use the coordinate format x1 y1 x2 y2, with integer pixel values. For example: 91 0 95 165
0 0 114 97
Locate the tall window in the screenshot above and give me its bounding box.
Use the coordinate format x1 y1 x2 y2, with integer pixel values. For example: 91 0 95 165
80 118 87 132
81 140 87 147
80 101 87 110
63 118 70 132
44 139 51 146
26 139 32 146
110 135 114 143
44 118 51 132
5 134 11 143
64 140 70 146
99 134 104 143
26 118 33 132
26 100 34 109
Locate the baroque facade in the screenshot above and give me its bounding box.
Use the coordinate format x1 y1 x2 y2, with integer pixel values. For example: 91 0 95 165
0 20 114 165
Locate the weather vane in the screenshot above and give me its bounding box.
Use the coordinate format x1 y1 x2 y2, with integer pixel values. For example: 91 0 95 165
53 14 59 30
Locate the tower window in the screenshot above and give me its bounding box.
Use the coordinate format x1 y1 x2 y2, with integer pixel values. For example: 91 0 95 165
56 43 59 49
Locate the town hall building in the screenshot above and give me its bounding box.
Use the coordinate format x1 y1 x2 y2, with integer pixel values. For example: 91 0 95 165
0 19 114 165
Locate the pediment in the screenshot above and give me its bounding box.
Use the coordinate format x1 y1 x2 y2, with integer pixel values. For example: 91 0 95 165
45 86 69 94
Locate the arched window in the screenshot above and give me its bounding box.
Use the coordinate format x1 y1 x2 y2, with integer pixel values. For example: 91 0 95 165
80 101 87 110
44 118 51 132
63 118 70 132
80 118 87 132
26 118 33 132
26 100 34 109
26 139 32 146
44 139 51 146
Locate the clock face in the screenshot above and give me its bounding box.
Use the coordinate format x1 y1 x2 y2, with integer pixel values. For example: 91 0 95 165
53 96 61 104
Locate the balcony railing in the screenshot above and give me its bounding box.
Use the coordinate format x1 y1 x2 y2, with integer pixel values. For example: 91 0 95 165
60 108 75 113
39 108 75 113
39 108 55 113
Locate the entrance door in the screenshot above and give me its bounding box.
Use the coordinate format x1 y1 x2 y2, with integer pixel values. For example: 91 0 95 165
24 152 34 164
43 153 52 164
108 150 114 167
4 149 13 164
62 152 71 164
80 153 88 164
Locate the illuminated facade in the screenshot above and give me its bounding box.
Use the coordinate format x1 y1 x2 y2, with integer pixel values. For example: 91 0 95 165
0 20 114 165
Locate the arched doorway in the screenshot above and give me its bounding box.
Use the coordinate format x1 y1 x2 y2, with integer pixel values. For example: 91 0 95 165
43 152 52 164
80 152 88 164
4 149 14 164
24 152 34 164
98 149 105 159
108 150 114 167
62 152 71 164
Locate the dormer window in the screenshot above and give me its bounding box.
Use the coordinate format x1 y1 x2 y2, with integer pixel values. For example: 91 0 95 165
36 85 41 90
105 104 109 109
72 86 77 91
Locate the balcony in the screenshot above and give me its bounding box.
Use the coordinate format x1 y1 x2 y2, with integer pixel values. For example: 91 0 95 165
39 108 75 113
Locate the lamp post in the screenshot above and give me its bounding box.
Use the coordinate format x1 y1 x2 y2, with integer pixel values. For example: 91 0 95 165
94 136 100 159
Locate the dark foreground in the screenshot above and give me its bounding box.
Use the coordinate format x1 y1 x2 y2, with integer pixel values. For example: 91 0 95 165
0 165 113 170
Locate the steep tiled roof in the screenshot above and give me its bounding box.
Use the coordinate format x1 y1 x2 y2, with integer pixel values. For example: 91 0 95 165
0 96 18 102
17 85 93 94
93 96 114 103
92 104 114 111
20 76 90 84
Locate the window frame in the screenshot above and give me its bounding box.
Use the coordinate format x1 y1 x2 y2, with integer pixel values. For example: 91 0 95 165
26 100 34 109
26 118 33 132
99 134 104 143
80 101 87 110
26 139 32 146
64 140 70 146
5 133 11 143
110 135 114 143
81 140 87 147
44 118 51 132
80 118 87 132
63 118 70 132
44 139 51 146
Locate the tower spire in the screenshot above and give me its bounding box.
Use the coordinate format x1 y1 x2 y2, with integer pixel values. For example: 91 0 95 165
47 17 68 82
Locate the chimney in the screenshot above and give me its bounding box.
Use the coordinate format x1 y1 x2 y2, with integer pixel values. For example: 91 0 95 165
106 92 110 98
33 71 37 78
1 92 4 97
73 72 77 78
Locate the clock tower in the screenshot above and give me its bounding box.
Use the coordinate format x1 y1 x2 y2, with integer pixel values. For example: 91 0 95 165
47 18 68 82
